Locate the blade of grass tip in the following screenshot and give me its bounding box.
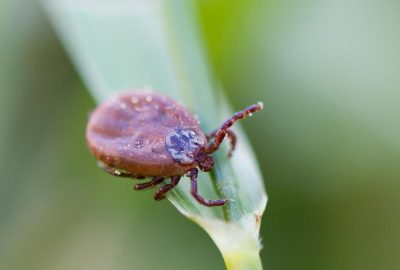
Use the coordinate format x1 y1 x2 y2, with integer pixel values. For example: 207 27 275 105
44 0 267 269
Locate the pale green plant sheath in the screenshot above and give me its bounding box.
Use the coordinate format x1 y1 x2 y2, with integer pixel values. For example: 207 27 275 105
44 0 267 269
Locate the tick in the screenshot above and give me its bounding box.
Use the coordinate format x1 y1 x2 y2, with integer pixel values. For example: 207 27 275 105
86 91 263 207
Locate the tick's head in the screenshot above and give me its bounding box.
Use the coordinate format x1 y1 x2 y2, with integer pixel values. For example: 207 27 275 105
197 154 214 172
166 128 207 166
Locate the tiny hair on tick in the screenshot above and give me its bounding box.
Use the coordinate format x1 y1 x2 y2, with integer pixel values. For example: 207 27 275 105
86 90 263 207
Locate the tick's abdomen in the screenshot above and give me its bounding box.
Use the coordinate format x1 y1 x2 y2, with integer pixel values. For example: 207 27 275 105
86 91 207 177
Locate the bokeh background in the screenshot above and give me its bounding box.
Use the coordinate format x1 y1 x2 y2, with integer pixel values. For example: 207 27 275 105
1 0 400 269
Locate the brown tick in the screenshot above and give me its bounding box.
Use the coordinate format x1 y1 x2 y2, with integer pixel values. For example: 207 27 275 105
86 91 263 207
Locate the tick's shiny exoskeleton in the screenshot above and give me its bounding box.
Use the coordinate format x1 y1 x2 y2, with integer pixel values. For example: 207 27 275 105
86 91 263 207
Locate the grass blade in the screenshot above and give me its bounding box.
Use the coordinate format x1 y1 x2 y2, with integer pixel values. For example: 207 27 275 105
44 0 267 268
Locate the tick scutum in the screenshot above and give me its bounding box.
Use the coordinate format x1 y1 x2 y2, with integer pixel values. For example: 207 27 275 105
165 128 206 165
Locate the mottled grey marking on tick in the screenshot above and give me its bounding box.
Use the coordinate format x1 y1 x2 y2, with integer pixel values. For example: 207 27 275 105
165 129 205 165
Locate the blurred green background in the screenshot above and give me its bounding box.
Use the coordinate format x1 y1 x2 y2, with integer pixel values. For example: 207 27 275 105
1 0 400 269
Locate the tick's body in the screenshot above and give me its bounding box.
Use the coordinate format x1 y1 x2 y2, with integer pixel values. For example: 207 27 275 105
86 91 263 207
86 92 203 177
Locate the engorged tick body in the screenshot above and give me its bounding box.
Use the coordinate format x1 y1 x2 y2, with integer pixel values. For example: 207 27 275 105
86 91 263 207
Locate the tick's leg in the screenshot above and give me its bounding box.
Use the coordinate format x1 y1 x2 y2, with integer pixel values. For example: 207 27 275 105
187 168 226 207
98 162 133 177
205 102 263 155
154 176 181 201
207 129 237 157
134 177 164 190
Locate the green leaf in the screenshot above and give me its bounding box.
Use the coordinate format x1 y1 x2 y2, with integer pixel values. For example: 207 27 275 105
44 0 267 268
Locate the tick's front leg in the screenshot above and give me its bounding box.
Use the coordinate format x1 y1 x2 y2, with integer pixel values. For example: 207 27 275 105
205 102 263 155
207 129 237 157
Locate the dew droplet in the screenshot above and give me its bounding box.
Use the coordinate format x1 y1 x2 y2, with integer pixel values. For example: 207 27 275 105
134 141 142 148
146 96 153 103
131 97 139 104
